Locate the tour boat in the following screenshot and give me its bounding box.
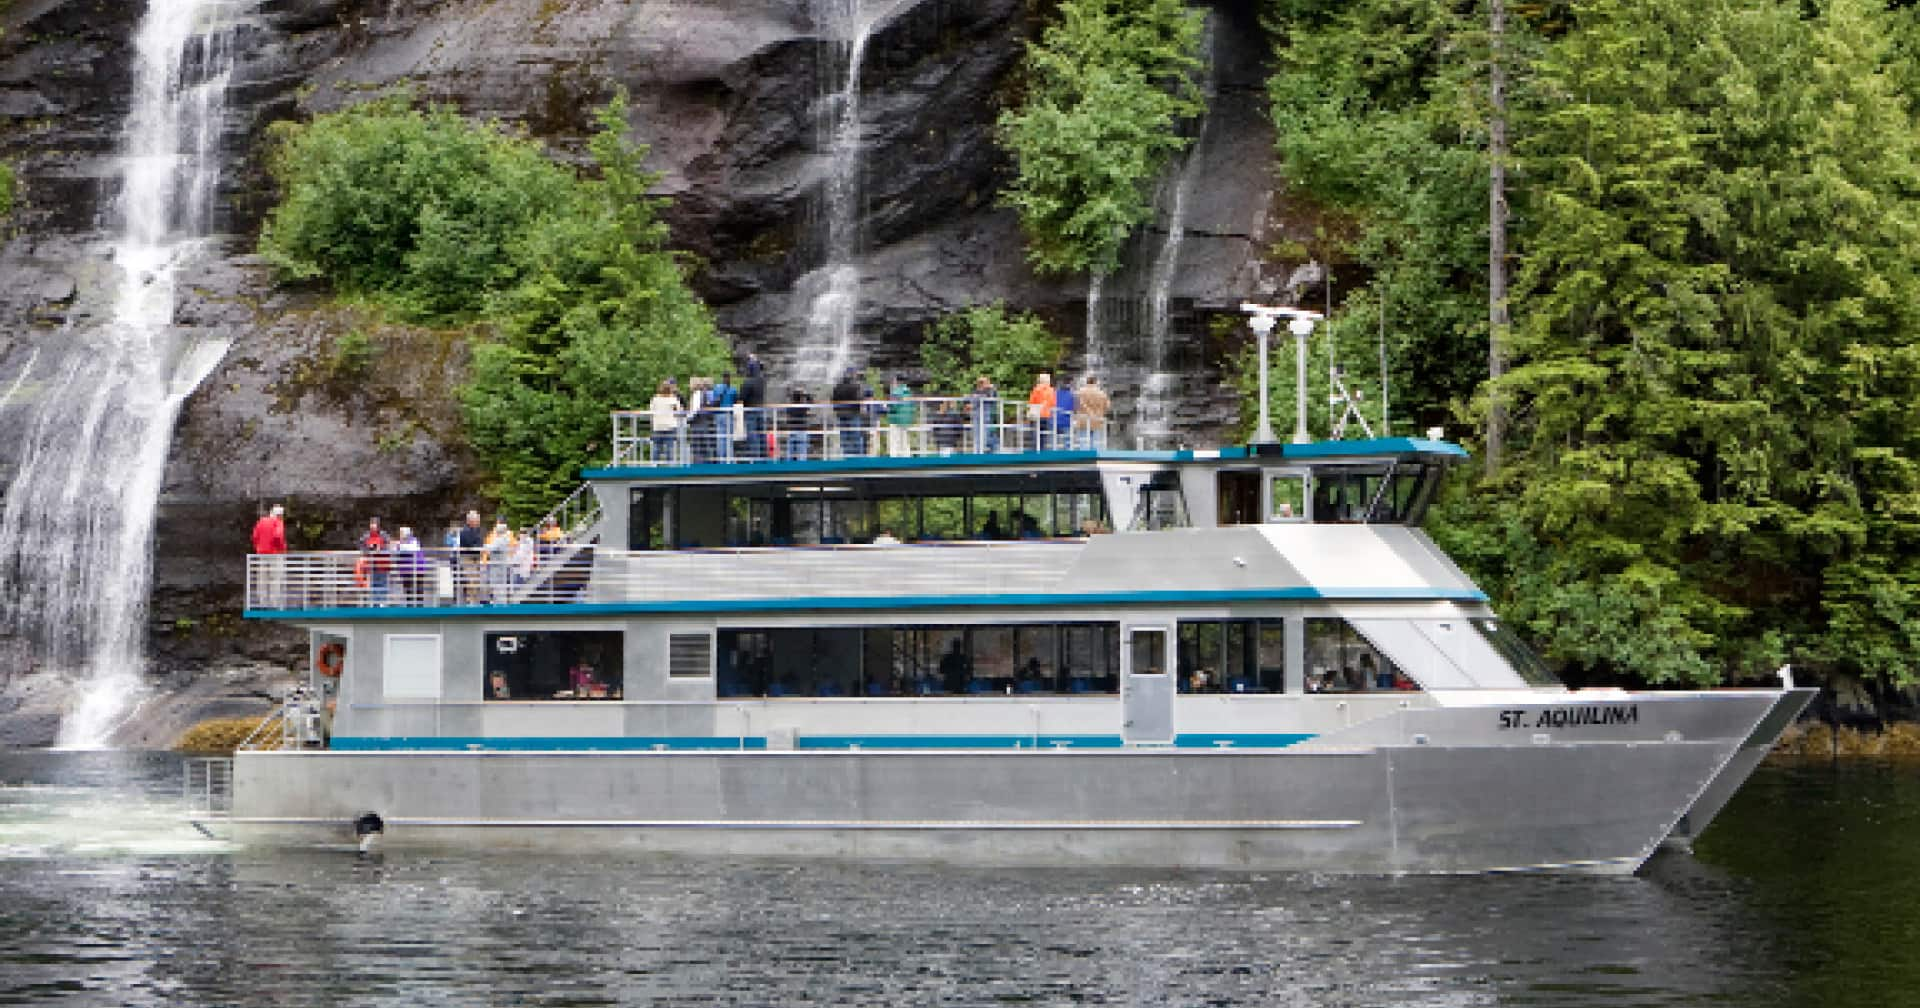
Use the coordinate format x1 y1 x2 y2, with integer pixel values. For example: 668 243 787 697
201 389 1810 873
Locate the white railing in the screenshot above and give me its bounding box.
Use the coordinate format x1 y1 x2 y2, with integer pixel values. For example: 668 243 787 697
245 540 1088 611
609 395 1109 467
539 482 605 542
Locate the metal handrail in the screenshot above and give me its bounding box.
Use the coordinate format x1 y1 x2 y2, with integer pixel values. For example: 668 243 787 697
540 481 604 542
609 395 1109 467
235 709 285 751
245 539 1089 611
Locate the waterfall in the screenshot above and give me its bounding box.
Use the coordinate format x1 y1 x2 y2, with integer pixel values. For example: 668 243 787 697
1082 272 1106 375
794 0 915 388
1132 15 1217 450
0 0 247 748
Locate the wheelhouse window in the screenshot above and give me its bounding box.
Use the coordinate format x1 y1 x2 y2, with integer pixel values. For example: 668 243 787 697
485 631 624 700
1304 618 1413 693
1177 619 1286 693
1131 477 1188 531
1310 464 1437 524
1267 472 1308 521
717 623 1119 698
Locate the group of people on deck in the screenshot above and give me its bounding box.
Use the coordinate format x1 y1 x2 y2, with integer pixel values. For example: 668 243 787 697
645 354 1114 463
249 505 576 608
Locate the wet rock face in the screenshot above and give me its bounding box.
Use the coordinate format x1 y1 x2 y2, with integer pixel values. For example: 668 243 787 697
0 0 1282 680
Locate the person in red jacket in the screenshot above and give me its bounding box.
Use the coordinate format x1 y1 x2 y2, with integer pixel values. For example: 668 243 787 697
250 505 287 606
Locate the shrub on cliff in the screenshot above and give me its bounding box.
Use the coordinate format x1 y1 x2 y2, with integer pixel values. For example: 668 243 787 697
919 303 1062 396
260 94 729 521
997 0 1205 276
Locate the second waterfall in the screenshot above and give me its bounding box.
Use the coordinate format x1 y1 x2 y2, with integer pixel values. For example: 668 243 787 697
794 0 916 388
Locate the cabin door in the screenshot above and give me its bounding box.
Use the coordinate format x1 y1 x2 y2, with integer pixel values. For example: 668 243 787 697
1122 627 1173 744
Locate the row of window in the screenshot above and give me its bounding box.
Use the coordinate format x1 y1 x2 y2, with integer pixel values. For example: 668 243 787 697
468 619 1418 702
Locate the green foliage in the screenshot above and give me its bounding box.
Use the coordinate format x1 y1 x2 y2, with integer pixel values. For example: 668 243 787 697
1492 0 1920 683
259 97 577 321
259 93 730 523
460 96 729 521
919 303 1063 395
0 161 13 220
998 0 1205 276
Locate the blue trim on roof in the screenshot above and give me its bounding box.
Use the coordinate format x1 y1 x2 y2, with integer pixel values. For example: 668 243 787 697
247 586 1488 621
1280 437 1469 459
326 732 1316 752
581 440 1466 480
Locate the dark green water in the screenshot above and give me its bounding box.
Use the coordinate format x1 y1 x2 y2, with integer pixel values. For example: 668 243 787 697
1 751 1914 1007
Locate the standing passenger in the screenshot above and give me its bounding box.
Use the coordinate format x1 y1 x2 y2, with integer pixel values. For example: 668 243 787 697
711 372 739 461
1052 377 1076 448
885 376 916 457
647 379 683 463
394 526 423 605
1025 373 1055 450
785 388 815 460
831 369 866 458
1076 375 1110 449
970 375 1000 453
457 510 486 603
250 504 288 607
740 356 768 460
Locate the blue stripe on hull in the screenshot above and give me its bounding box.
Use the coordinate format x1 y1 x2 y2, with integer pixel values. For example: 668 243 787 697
248 587 1485 621
326 733 1315 752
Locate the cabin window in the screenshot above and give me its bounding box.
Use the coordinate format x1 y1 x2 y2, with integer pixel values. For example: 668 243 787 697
669 633 714 678
1130 479 1188 531
1304 618 1413 693
629 488 668 550
1177 619 1286 693
716 623 1119 698
484 631 624 700
383 634 443 700
1472 618 1560 686
1268 473 1308 521
1217 471 1262 525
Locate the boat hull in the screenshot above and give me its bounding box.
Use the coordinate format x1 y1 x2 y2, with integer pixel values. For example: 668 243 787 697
223 690 1805 873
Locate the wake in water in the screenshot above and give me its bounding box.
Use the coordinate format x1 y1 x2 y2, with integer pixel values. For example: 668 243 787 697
0 0 248 749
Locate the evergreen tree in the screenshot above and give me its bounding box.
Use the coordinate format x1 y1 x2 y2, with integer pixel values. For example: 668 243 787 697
998 0 1206 276
1477 0 1920 683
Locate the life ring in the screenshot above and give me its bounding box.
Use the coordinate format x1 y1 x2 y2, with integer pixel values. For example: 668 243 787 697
353 556 370 588
316 642 345 677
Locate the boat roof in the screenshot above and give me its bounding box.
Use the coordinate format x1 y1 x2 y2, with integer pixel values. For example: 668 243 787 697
583 437 1468 483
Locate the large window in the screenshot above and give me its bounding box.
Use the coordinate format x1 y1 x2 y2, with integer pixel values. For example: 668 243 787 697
1304 618 1412 693
717 623 1119 698
1310 464 1436 524
1472 618 1560 686
485 631 624 700
1177 619 1286 693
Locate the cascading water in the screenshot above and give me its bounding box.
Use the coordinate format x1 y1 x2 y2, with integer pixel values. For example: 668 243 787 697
0 0 247 749
794 0 916 387
1132 15 1217 449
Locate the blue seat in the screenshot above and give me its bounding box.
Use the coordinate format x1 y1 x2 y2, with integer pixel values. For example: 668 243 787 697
1069 678 1091 694
1016 680 1042 694
821 536 847 545
767 682 791 697
816 682 843 697
966 678 992 694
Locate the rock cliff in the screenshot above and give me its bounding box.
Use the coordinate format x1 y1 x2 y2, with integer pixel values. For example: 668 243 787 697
0 0 1285 727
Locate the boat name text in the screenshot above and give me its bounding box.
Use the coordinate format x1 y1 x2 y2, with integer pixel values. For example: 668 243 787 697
1497 706 1639 730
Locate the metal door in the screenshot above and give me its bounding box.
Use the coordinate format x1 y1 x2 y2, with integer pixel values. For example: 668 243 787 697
1123 627 1173 744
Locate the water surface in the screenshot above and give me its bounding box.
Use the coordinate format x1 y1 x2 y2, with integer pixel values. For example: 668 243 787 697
0 751 1911 1006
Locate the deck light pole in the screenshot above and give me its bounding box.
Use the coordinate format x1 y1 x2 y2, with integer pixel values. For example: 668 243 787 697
1242 304 1324 445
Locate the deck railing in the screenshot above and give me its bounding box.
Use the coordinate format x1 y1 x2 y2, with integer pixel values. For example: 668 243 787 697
609 396 1108 467
245 539 1087 611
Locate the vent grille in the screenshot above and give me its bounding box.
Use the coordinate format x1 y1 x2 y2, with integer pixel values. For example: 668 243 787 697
669 633 713 678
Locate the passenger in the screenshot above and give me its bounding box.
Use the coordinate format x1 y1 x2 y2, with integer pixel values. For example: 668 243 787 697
831 369 866 458
932 399 965 453
970 375 1001 452
1053 377 1076 447
980 510 1005 541
648 379 683 463
1025 372 1055 449
1076 375 1110 448
1188 667 1214 693
457 510 486 603
784 388 815 460
872 528 900 545
740 356 768 460
511 528 537 591
712 372 739 461
357 517 391 603
939 639 970 694
250 504 287 607
686 377 713 462
484 520 515 602
885 376 916 457
1014 511 1042 539
394 525 424 605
